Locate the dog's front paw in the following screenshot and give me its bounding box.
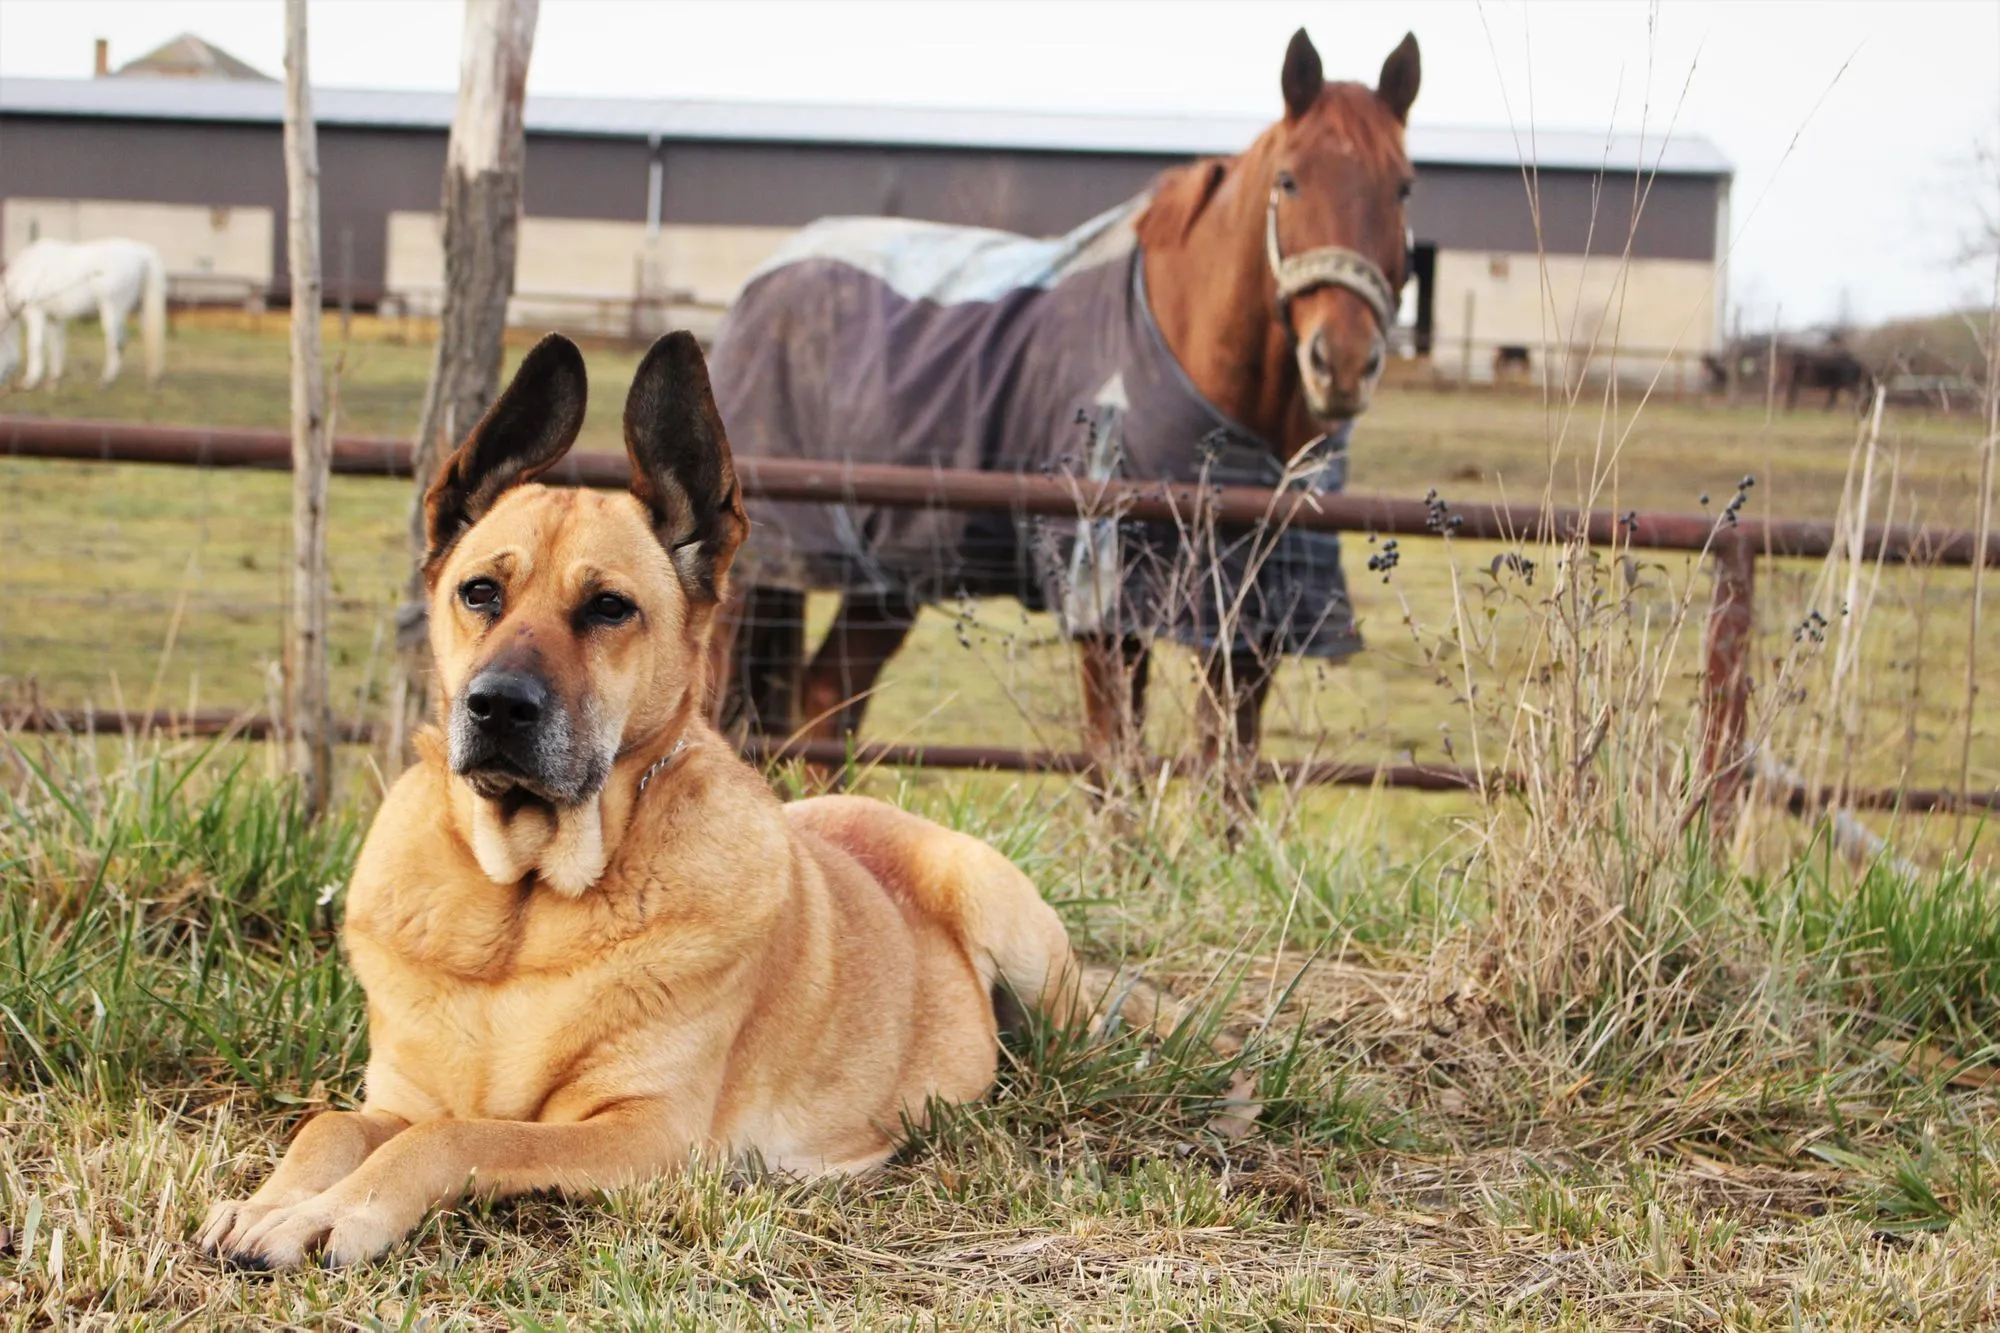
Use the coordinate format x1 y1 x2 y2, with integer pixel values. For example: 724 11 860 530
197 1199 273 1257
220 1195 404 1270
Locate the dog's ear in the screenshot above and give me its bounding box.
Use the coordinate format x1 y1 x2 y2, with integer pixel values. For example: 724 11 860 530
622 331 749 602
422 333 589 579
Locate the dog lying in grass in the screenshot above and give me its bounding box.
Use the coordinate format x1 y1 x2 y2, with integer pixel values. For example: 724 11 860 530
198 332 1086 1269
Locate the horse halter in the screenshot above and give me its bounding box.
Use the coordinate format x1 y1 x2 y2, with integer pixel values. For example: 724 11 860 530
1264 185 1402 337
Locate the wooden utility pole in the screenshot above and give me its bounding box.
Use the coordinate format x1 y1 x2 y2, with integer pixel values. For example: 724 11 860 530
283 0 332 816
389 0 540 760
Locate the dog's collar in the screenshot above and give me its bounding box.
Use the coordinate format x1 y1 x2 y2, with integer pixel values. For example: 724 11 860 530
635 736 692 797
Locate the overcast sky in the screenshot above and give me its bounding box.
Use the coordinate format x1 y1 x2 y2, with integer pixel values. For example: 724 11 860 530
2 0 1995 328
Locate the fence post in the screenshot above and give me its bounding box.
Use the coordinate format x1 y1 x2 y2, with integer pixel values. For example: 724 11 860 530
1700 528 1756 825
282 0 332 818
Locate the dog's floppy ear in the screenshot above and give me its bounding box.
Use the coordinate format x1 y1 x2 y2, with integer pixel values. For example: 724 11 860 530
622 330 749 601
422 333 589 579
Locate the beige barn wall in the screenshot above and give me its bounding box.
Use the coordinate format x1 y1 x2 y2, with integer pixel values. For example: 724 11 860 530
1429 249 1718 385
2 197 275 300
384 212 795 334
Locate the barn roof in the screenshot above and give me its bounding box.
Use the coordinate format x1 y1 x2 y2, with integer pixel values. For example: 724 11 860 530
0 74 1733 177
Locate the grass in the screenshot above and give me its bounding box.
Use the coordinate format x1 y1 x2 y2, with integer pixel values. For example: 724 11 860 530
4 320 2000 1326
5 734 2000 1326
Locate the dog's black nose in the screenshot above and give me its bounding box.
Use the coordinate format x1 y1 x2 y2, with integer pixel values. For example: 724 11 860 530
464 670 547 732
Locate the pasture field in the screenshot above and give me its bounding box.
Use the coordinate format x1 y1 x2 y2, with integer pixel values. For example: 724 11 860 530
3 318 2000 1327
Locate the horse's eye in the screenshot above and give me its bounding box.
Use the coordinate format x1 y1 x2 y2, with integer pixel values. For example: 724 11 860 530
586 593 635 625
1398 180 1414 202
460 578 501 613
1276 170 1300 197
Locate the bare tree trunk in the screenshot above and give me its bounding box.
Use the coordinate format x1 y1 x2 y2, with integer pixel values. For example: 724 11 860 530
388 0 540 763
283 0 332 817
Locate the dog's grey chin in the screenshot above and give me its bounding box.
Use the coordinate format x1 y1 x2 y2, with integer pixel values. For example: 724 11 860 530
455 763 601 808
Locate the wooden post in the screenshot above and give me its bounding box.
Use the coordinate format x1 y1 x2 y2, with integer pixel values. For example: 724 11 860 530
1460 289 1475 390
1700 529 1757 826
283 0 332 816
389 0 540 762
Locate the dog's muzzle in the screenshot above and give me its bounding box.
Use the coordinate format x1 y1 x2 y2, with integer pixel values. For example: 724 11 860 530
448 668 608 805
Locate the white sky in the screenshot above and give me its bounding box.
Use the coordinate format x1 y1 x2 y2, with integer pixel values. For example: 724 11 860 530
1 0 1995 328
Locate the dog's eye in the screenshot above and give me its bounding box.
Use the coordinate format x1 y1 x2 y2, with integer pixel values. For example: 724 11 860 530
460 578 502 613
586 593 635 625
1276 169 1300 197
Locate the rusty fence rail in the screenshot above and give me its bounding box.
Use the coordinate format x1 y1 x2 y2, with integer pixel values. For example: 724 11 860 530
5 414 1998 811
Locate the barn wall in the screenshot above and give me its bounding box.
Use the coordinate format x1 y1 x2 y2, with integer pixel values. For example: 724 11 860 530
1429 248 1719 382
2 197 276 298
384 211 793 327
0 111 1728 334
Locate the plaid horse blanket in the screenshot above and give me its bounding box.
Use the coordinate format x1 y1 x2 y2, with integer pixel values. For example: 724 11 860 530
707 196 1361 660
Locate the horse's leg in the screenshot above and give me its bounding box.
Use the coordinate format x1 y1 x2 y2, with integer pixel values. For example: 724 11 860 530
1197 646 1277 832
730 586 806 738
98 290 123 386
705 581 748 727
20 309 48 389
1078 634 1149 799
44 318 67 387
798 592 914 785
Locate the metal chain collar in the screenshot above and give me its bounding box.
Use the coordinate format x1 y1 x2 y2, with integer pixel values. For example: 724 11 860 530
1264 187 1399 334
635 736 691 796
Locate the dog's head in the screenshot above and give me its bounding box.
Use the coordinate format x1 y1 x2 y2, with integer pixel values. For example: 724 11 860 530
421 331 747 809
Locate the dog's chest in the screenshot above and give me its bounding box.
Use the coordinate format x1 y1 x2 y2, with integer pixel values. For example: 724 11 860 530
348 893 656 1122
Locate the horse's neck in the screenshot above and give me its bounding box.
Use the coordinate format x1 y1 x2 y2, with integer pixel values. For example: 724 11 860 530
1140 159 1304 449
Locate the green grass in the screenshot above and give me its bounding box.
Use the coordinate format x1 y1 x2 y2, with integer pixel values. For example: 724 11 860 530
4 736 2000 1326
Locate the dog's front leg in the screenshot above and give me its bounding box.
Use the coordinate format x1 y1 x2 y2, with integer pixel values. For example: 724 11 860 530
198 1109 409 1258
215 1102 692 1269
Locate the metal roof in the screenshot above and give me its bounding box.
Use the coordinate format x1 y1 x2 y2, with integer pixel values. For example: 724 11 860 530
0 74 1733 176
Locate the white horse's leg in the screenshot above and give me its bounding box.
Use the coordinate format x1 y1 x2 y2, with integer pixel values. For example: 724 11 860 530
99 289 124 385
45 318 68 387
20 308 48 389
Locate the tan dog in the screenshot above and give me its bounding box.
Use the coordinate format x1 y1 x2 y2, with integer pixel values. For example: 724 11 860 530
198 332 1083 1269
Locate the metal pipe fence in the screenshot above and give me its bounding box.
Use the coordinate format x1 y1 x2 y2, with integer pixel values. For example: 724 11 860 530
4 414 1996 812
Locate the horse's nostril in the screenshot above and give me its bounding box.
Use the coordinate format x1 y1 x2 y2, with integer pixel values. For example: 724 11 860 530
1365 343 1385 378
1308 333 1332 379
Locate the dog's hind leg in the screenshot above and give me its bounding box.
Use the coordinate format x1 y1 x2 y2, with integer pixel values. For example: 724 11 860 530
783 795 1084 1028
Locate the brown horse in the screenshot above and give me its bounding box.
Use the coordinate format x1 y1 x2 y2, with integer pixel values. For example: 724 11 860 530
708 27 1420 810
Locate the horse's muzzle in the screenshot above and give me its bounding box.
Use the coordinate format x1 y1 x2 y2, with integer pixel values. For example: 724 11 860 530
1299 326 1384 423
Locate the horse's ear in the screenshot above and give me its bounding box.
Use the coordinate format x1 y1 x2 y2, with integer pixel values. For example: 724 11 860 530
1136 160 1228 250
622 330 748 602
422 333 588 580
1377 32 1421 124
1281 27 1324 120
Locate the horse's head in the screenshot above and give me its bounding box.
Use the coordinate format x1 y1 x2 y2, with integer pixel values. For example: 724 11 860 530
1268 28 1419 424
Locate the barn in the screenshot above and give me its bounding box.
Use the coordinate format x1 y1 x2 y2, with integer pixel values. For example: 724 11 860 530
0 35 1732 384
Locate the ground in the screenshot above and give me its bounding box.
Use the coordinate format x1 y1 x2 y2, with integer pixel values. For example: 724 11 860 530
2 317 1999 1328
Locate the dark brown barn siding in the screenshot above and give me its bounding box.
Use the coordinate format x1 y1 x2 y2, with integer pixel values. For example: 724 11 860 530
1411 166 1720 262
0 112 1723 306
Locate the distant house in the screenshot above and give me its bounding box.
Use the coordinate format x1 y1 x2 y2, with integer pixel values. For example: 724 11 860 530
1 34 1732 378
109 33 275 82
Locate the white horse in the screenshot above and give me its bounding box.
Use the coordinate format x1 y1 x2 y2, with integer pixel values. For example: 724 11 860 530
0 238 168 389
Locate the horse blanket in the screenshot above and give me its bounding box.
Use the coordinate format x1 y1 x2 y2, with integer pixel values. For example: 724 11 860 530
708 196 1361 660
